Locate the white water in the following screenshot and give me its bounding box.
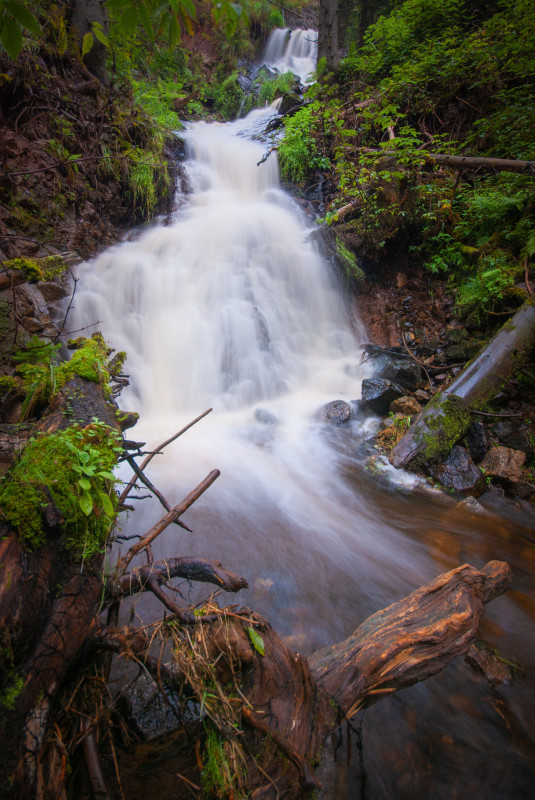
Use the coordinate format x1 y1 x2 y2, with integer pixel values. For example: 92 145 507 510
261 27 317 84
69 101 535 800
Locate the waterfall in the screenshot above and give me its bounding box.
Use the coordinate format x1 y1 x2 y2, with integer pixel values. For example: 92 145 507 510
261 27 318 84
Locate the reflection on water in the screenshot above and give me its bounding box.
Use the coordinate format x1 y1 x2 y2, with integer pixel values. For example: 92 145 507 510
70 103 535 798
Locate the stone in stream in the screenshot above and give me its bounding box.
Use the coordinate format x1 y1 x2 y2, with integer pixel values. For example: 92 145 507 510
492 419 534 461
432 445 485 496
372 352 423 391
255 408 278 425
361 378 404 415
316 399 351 424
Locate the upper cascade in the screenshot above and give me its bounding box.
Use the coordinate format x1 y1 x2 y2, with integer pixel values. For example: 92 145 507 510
261 27 317 84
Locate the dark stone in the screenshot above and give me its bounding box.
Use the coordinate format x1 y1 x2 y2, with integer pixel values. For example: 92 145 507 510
464 419 489 463
513 482 535 499
432 445 485 496
278 92 302 115
445 326 469 345
446 344 467 361
316 399 351 424
361 378 404 415
372 353 422 391
492 419 534 460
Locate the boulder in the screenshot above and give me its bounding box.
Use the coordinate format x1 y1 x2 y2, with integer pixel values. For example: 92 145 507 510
372 353 423 391
389 396 422 417
316 399 351 425
361 378 404 415
432 446 485 496
479 446 526 484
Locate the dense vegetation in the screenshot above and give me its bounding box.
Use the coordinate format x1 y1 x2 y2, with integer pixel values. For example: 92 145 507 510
279 0 535 324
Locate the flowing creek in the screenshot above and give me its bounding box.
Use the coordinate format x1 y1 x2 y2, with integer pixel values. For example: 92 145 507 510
69 35 535 799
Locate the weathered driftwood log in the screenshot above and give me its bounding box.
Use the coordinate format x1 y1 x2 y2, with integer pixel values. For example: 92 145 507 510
390 302 535 469
99 560 511 800
423 152 535 175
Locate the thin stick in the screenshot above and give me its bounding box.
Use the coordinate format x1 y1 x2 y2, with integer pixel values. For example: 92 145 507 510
119 470 220 570
124 455 191 531
118 408 212 503
400 329 433 390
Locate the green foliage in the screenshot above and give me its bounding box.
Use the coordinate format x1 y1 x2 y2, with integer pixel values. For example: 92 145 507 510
256 69 296 106
201 723 246 800
0 0 39 59
278 103 331 182
211 72 244 120
335 238 366 288
0 421 122 555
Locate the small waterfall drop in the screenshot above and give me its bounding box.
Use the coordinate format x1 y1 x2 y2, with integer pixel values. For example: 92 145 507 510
261 27 317 83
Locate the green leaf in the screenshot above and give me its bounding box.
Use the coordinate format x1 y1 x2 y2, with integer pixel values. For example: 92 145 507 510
67 153 82 161
4 1 40 34
96 470 115 480
179 0 197 20
0 16 23 59
78 477 92 491
137 2 154 40
119 6 138 37
82 30 93 56
79 490 94 516
92 24 109 47
98 491 114 517
247 627 265 656
58 17 67 56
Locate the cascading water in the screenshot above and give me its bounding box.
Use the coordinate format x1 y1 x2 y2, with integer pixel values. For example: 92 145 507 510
69 104 535 798
261 27 317 84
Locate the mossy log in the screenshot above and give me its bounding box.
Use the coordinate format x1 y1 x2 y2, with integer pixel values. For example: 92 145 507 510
390 302 535 470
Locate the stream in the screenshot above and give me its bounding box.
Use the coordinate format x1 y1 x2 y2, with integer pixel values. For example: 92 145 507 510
69 30 535 800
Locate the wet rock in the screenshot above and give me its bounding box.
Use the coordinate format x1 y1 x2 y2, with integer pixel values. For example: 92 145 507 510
455 496 489 515
445 325 468 345
255 408 278 425
465 643 512 686
389 396 422 417
512 482 535 499
316 399 351 424
432 446 485 496
479 446 526 484
414 389 430 403
371 353 423 391
361 378 404 415
464 419 489 463
492 419 533 460
278 92 302 115
446 344 466 361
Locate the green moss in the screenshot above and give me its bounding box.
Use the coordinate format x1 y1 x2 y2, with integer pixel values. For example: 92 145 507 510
336 238 366 288
1 255 68 283
0 422 122 557
416 395 471 465
16 334 113 419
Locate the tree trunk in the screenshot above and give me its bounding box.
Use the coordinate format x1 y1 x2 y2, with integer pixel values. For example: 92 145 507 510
318 0 340 73
390 302 535 470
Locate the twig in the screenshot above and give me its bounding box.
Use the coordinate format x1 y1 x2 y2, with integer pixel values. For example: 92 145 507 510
470 410 524 418
118 408 212 503
400 329 433 390
118 470 220 569
124 455 191 532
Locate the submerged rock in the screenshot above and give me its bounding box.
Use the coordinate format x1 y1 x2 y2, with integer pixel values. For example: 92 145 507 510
316 399 351 424
465 643 513 686
432 445 485 496
255 408 278 425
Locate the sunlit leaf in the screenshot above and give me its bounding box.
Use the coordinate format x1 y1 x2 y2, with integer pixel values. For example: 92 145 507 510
82 31 93 56
78 477 92 491
92 24 109 47
247 626 265 656
58 17 68 55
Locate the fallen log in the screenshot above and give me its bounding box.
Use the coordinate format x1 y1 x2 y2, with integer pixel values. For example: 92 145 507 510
390 302 535 469
423 152 535 175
